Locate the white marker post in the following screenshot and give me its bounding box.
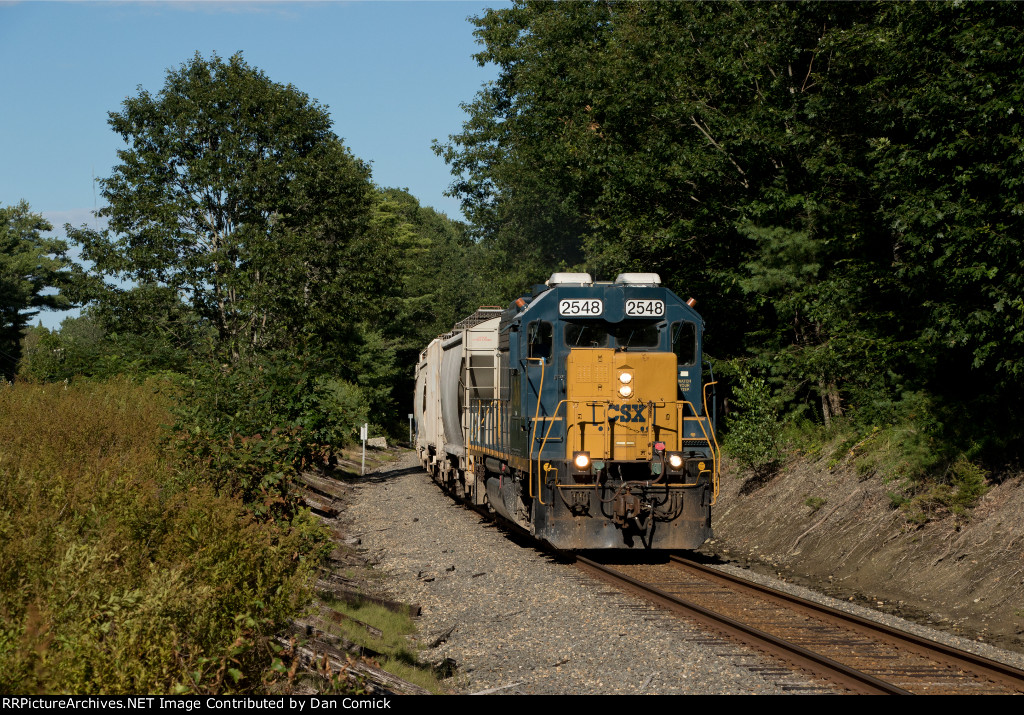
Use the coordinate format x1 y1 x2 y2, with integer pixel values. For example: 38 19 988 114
360 422 368 475
408 413 414 445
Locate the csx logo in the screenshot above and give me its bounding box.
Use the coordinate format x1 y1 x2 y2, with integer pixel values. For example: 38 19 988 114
608 404 646 423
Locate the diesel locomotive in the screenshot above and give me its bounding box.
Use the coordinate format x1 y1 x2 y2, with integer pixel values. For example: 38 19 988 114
414 272 718 550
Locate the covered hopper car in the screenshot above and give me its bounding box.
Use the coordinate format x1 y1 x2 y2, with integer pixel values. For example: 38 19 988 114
414 272 718 550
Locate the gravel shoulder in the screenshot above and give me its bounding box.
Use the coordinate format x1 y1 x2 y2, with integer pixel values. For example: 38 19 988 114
346 452 834 695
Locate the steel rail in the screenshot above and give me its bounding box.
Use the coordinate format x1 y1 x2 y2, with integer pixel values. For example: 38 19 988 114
575 555 911 695
669 555 1024 694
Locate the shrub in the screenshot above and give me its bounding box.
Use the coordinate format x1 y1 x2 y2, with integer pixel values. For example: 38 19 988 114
171 356 336 515
0 380 325 693
724 370 782 478
947 456 990 512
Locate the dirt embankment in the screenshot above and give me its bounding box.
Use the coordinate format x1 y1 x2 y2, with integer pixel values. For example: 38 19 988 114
701 453 1024 653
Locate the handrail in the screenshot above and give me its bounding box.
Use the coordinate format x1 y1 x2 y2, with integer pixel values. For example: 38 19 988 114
525 357 546 502
680 399 719 506
537 399 570 495
701 380 721 505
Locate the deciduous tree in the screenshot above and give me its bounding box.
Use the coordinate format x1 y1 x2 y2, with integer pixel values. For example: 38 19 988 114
68 52 389 363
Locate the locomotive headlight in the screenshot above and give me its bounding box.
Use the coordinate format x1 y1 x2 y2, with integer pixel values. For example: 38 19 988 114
571 451 593 483
619 371 633 384
618 384 633 398
667 453 684 470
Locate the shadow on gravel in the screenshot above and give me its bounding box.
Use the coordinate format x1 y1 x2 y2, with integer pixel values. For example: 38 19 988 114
332 464 423 485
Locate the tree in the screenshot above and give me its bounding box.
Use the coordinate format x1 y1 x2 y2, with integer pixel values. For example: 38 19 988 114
376 187 488 346
438 2 896 420
859 3 1024 387
0 201 73 379
67 52 390 363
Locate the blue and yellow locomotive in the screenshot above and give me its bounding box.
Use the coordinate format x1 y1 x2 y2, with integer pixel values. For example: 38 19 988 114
414 272 718 550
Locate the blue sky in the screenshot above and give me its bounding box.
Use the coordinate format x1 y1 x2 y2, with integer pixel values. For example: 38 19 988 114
1 0 505 327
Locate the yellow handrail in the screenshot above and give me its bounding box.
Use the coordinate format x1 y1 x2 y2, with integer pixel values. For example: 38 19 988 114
537 399 571 495
525 357 546 502
701 381 721 505
680 399 719 505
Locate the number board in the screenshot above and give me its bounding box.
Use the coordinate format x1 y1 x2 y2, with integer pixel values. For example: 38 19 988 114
559 299 603 317
625 299 665 317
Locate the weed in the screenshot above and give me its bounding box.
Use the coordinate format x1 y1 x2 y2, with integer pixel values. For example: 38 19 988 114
319 598 447 693
885 456 990 526
947 457 989 513
826 433 861 470
779 419 826 458
887 491 911 509
854 455 878 478
804 496 827 513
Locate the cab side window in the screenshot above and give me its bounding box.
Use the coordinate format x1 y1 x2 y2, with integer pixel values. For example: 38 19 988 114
527 321 553 359
672 321 696 366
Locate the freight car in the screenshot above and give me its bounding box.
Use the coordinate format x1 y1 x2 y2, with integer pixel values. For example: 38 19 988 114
414 272 718 550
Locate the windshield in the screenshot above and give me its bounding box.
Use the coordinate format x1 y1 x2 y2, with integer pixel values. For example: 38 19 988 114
564 320 662 350
609 322 661 349
564 321 610 348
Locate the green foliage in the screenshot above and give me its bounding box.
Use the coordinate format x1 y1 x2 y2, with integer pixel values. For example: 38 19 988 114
724 370 781 479
321 598 446 694
0 201 76 379
825 393 948 485
806 393 992 522
946 457 991 513
313 377 370 448
441 1 1024 461
895 457 991 526
66 52 390 364
860 3 1024 384
170 331 395 513
18 311 191 382
804 496 827 513
379 188 489 348
172 355 329 514
0 380 325 693
887 492 911 510
52 52 435 447
49 51 413 502
339 326 401 436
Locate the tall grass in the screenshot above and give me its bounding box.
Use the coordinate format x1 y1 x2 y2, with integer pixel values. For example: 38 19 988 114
0 379 324 694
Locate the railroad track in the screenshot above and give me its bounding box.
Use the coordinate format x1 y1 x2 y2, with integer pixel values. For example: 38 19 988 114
575 554 1024 695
